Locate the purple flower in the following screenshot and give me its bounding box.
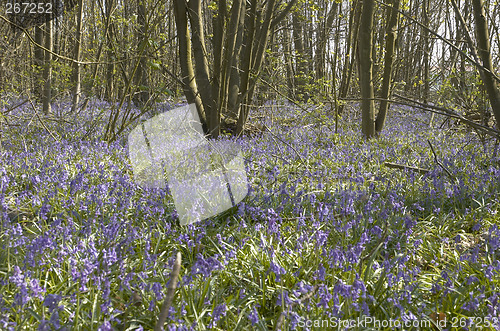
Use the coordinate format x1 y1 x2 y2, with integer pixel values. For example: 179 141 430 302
151 282 163 301
270 261 286 282
315 264 326 281
191 254 222 279
98 320 113 331
276 291 293 306
288 311 301 330
43 294 62 312
466 275 479 285
9 266 25 287
317 285 332 309
462 292 483 312
209 303 226 328
247 306 260 326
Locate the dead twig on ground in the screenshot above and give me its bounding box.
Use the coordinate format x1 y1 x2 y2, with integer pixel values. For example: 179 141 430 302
383 162 430 175
427 140 456 181
155 252 182 331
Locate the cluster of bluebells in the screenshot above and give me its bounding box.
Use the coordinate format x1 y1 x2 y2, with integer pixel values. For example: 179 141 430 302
0 98 499 329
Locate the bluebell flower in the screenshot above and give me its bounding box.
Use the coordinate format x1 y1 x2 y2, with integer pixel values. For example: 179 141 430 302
98 320 113 331
276 291 293 307
208 303 226 328
317 285 332 309
191 254 222 280
43 294 62 312
288 311 301 330
247 306 260 326
270 261 286 282
315 264 326 281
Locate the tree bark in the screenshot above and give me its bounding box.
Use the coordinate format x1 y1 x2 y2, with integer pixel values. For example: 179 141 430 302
471 0 500 130
133 0 150 107
375 0 400 134
339 0 361 114
292 10 308 101
173 0 207 131
226 1 246 119
359 0 375 138
422 0 430 103
315 1 338 83
219 0 243 122
42 21 52 115
71 0 84 114
187 0 215 135
34 26 44 101
105 0 115 101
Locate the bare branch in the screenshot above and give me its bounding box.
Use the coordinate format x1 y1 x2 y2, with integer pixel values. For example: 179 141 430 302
155 252 182 331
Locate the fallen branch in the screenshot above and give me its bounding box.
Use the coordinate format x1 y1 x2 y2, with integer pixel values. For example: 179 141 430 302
28 99 60 143
155 252 182 331
383 162 430 174
427 140 456 181
393 93 500 139
339 95 500 140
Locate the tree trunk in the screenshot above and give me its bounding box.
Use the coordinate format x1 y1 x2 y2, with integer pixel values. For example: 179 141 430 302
339 0 361 114
133 0 150 107
282 17 295 99
42 21 52 115
315 2 338 83
34 26 44 101
211 0 226 134
173 0 207 131
359 0 375 138
71 0 84 114
187 0 215 136
226 1 246 119
235 0 258 135
237 0 281 134
219 0 243 122
471 0 500 130
422 0 430 103
375 0 400 134
105 0 115 102
292 10 308 101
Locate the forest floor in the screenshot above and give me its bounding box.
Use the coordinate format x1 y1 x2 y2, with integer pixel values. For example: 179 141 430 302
1 99 499 330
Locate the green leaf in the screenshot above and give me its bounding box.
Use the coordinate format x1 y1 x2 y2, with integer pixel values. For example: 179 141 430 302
147 60 161 71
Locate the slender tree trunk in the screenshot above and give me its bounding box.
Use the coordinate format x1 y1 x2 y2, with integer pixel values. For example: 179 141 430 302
80 0 114 111
133 0 150 107
71 0 84 114
375 0 400 133
34 26 44 101
422 0 430 103
211 0 226 133
236 0 257 135
105 0 115 102
471 0 500 129
218 0 243 122
339 0 361 114
359 0 375 138
283 17 295 99
237 0 284 134
292 10 308 101
173 0 207 131
187 0 215 135
315 2 338 83
227 1 246 119
42 21 52 115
